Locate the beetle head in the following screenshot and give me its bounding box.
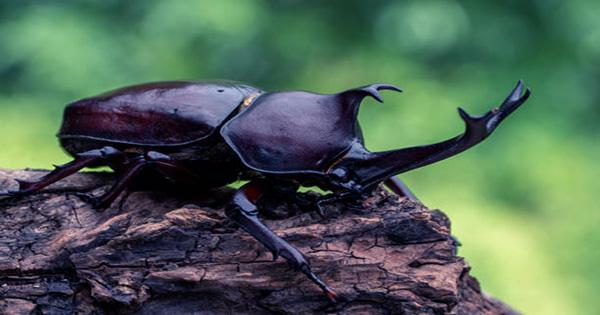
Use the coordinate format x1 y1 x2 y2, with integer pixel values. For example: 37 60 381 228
321 83 404 195
326 80 530 196
325 142 372 195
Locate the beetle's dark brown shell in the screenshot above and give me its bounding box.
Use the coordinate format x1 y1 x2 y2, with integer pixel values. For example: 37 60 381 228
221 91 364 174
59 81 261 146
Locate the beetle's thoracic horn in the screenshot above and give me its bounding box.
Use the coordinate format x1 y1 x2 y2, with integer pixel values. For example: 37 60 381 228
352 80 531 190
340 83 402 105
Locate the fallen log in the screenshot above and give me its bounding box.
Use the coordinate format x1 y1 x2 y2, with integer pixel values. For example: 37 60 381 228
0 169 517 314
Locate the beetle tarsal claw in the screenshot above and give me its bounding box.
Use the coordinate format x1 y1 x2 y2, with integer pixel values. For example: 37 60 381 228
0 191 13 198
1 189 27 198
271 249 280 261
326 290 338 303
315 200 328 217
15 179 36 191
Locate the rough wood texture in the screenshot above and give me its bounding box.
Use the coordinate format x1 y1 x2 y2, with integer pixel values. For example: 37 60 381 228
0 169 517 314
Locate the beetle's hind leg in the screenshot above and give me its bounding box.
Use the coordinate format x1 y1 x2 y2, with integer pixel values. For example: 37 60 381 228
8 148 182 210
84 156 147 209
10 146 126 196
226 181 337 302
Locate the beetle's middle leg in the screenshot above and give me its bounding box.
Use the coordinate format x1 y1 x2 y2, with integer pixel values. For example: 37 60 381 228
86 156 147 209
226 181 338 302
84 151 175 209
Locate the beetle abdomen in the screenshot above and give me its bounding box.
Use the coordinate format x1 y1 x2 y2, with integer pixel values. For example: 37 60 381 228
59 81 262 147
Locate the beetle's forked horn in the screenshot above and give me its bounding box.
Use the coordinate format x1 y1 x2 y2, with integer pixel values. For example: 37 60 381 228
341 83 402 105
351 80 531 189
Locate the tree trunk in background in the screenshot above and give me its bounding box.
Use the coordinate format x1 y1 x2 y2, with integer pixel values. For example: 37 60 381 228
0 169 517 315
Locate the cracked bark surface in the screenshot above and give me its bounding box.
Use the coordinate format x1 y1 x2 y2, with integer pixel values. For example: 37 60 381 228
0 169 517 315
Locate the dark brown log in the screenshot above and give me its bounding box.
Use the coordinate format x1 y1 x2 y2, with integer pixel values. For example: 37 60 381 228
0 169 518 315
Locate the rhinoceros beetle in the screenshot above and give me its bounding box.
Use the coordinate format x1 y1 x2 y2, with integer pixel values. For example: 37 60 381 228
2 80 530 301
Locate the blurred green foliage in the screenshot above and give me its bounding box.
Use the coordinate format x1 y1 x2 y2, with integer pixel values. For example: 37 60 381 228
0 1 598 313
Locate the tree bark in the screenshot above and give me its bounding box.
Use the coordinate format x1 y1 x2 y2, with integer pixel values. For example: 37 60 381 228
0 169 517 315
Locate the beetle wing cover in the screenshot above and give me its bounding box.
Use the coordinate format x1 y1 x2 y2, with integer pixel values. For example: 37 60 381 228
59 81 259 146
221 91 363 174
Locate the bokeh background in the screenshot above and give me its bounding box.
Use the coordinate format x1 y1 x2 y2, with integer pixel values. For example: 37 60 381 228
0 1 598 313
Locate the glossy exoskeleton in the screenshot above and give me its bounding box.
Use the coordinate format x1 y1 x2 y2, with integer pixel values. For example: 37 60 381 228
3 80 530 301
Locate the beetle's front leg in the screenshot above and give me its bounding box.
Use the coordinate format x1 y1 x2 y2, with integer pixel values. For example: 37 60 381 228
226 181 337 302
